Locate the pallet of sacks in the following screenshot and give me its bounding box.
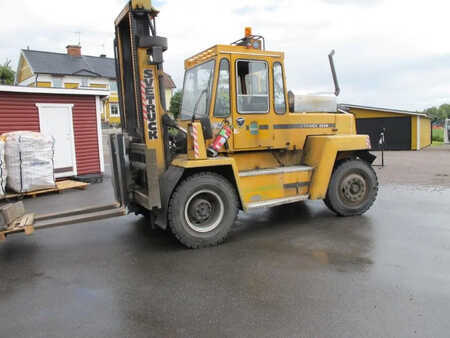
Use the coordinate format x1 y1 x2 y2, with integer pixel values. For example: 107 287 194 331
2 131 56 194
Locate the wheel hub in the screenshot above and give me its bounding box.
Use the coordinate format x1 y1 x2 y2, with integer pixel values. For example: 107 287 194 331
341 174 367 204
189 199 213 223
184 190 225 233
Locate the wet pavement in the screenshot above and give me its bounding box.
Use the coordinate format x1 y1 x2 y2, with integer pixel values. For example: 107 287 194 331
1 146 450 337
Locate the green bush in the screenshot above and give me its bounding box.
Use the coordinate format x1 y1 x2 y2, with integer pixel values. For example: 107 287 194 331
432 128 444 142
0 59 15 85
169 90 182 118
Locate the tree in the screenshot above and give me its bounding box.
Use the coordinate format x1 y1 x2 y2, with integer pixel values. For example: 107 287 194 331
0 59 15 85
169 90 182 118
424 104 450 124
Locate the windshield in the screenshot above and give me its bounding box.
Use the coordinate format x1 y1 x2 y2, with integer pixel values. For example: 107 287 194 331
180 60 215 120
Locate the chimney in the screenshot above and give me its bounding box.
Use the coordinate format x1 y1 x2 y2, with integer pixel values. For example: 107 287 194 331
66 45 81 57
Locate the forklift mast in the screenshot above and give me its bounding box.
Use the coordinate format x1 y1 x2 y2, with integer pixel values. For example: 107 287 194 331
114 0 167 172
114 0 171 211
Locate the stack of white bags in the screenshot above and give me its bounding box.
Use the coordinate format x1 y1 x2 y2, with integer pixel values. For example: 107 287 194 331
0 137 6 198
3 131 56 193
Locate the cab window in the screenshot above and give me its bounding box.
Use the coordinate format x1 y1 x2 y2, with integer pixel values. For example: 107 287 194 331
214 59 231 117
273 62 286 114
180 59 215 120
236 60 269 113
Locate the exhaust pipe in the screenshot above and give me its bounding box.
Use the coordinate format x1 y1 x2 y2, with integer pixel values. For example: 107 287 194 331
328 50 340 97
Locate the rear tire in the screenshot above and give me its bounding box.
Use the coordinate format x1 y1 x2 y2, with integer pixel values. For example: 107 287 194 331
168 172 238 248
324 159 378 216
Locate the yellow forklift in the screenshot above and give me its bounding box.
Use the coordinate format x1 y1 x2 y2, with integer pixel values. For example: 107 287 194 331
0 0 377 248
112 0 378 248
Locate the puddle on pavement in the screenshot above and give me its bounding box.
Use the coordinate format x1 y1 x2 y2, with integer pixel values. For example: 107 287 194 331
284 228 374 272
384 183 450 194
311 249 373 271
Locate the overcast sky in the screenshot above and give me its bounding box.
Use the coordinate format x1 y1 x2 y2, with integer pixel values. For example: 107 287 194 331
1 0 449 111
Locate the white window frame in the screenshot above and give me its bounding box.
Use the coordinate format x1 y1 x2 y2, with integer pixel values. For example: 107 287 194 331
109 103 120 117
80 77 89 88
417 116 421 150
109 80 118 92
95 96 105 173
35 103 77 178
52 77 63 88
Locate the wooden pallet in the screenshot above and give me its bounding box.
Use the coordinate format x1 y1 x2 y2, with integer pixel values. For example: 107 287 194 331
0 180 89 200
0 213 34 240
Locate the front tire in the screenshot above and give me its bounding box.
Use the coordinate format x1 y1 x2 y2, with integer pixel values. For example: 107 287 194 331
168 172 238 248
324 159 378 216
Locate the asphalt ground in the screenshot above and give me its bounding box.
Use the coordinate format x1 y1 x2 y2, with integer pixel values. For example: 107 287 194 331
1 144 450 337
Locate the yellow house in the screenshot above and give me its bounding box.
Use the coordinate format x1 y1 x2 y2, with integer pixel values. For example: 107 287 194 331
17 45 119 124
16 45 175 126
161 72 177 110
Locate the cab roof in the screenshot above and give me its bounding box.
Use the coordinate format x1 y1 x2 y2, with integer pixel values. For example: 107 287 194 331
184 44 284 69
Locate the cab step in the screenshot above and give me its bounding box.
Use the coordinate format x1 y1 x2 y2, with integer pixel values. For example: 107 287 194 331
247 194 309 210
237 165 314 210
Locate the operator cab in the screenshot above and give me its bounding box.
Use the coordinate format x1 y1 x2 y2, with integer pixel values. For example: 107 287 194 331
178 28 289 152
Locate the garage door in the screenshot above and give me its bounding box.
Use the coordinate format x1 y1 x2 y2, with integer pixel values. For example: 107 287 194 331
356 117 411 150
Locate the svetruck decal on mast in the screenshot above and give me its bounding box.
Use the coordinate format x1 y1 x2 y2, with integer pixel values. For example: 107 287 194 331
141 69 158 140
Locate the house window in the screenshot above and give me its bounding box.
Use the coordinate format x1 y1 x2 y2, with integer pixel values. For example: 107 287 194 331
53 77 63 88
236 60 269 113
81 77 89 87
110 103 120 117
110 80 118 92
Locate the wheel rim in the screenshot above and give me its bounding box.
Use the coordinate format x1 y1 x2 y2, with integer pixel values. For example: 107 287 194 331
184 189 224 233
339 173 368 206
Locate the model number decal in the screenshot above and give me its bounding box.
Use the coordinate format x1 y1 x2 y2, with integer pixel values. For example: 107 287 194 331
141 69 158 140
273 123 336 130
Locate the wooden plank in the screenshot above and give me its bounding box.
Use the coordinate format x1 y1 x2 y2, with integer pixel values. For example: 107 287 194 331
0 180 89 200
0 213 35 239
0 202 25 226
24 225 34 236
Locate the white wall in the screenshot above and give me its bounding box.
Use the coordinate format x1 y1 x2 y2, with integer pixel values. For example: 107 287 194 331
445 119 450 144
18 75 36 86
31 74 111 91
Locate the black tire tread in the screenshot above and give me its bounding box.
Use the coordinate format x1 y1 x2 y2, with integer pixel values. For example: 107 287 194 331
325 158 378 216
168 172 239 248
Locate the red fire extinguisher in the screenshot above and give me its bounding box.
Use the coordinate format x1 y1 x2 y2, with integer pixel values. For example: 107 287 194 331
207 125 232 157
